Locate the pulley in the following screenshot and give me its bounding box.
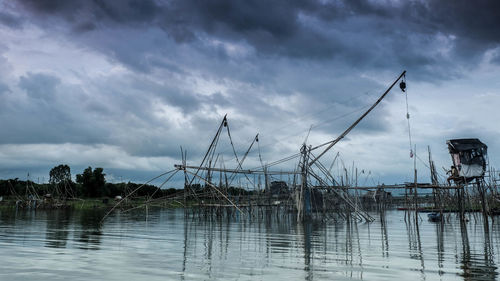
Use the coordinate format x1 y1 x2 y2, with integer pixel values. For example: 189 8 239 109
400 73 406 92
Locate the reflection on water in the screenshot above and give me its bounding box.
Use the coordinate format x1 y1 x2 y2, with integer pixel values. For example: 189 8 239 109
76 209 102 250
459 219 497 281
0 208 499 280
45 210 71 248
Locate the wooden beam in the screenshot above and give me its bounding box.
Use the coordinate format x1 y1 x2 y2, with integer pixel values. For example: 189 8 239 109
175 164 300 175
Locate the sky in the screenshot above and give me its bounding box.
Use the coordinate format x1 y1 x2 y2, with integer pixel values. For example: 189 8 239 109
0 0 500 187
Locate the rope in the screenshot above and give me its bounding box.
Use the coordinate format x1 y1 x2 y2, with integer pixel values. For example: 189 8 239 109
309 70 407 165
228 134 258 183
187 116 226 190
100 169 178 224
257 138 265 171
415 154 447 182
403 74 413 158
144 169 180 203
225 121 258 189
225 120 241 166
213 101 373 165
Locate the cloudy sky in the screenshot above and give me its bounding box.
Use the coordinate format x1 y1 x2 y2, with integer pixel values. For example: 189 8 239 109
0 0 499 187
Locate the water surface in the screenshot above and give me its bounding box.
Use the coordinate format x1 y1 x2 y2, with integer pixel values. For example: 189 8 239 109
0 208 498 280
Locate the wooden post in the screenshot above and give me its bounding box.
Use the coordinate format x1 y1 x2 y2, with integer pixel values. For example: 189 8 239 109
477 178 489 226
457 185 465 221
264 165 270 209
298 144 312 222
413 145 418 221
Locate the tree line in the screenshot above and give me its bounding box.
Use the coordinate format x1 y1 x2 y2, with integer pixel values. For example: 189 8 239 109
0 164 178 199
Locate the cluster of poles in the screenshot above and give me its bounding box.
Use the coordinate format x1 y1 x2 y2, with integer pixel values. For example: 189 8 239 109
104 70 499 228
172 72 412 223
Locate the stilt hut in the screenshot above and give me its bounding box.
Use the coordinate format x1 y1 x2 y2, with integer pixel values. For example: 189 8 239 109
446 138 487 184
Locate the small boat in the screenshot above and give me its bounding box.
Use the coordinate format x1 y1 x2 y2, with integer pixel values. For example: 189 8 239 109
427 212 442 222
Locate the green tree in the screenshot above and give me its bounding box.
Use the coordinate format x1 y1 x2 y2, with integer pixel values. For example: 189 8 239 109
76 167 106 197
49 164 72 185
49 164 75 198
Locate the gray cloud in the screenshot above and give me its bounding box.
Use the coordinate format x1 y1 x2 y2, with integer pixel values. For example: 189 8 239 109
0 11 23 29
19 72 60 101
15 0 500 80
0 82 9 94
0 0 499 185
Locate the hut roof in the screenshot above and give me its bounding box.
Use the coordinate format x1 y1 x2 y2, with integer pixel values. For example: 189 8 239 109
447 138 487 153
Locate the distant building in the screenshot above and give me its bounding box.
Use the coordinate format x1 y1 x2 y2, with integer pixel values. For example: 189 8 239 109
270 181 288 195
361 188 392 203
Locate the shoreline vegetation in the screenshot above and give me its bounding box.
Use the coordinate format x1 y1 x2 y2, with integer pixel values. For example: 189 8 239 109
0 164 256 211
0 164 179 210
0 196 188 210
3 164 500 215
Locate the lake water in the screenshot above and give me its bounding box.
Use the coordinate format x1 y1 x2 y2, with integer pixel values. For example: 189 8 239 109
0 208 498 281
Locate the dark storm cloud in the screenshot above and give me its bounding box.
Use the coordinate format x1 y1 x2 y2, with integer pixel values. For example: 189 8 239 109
16 0 347 61
0 69 228 157
491 52 500 65
0 11 23 29
1 72 107 145
16 0 500 79
416 1 500 45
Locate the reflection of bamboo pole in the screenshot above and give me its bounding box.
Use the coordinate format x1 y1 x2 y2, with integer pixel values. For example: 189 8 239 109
404 179 408 223
459 217 471 278
477 178 489 227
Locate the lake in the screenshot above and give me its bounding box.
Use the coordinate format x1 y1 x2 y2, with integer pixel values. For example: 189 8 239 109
0 208 498 280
